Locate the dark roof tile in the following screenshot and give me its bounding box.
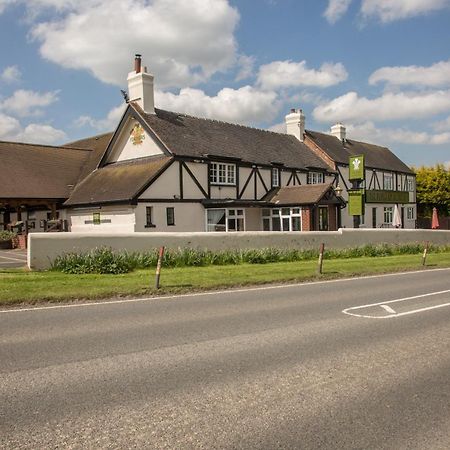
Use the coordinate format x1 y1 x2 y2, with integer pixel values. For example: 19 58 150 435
64 155 172 206
306 130 413 174
132 104 333 171
0 141 91 199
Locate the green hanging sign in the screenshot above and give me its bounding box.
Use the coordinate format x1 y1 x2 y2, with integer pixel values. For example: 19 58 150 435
348 189 365 216
349 154 365 181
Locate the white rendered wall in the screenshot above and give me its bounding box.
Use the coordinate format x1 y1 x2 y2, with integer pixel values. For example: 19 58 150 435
69 206 136 233
107 118 163 163
29 229 450 270
135 203 205 232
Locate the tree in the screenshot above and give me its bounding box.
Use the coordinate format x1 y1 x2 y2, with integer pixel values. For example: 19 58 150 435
413 164 450 217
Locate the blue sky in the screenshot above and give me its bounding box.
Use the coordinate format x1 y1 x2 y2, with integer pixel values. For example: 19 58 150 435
0 0 449 167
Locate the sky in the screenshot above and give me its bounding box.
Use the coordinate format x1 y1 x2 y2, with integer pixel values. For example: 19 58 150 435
0 0 449 167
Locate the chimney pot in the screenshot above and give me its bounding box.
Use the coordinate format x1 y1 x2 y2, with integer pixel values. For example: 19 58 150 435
128 54 155 114
134 54 142 73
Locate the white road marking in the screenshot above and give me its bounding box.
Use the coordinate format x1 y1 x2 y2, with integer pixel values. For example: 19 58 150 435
343 289 450 319
1 267 449 314
380 304 396 314
0 255 27 262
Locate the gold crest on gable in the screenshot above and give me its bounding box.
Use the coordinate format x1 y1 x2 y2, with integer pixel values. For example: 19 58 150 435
130 123 145 145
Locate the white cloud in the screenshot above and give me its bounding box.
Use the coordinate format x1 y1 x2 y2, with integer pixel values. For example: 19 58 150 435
267 122 285 133
360 0 450 23
0 0 17 14
324 0 353 24
16 0 240 88
0 89 59 117
433 115 450 132
346 121 450 145
257 60 348 90
235 55 256 82
1 65 21 83
0 112 66 144
313 90 450 123
75 104 125 131
369 60 450 88
155 86 280 125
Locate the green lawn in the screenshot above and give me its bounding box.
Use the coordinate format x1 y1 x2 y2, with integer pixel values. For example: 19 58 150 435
1 252 450 306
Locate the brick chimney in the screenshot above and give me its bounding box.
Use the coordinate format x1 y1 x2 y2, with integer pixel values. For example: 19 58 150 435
330 123 346 143
285 108 305 142
127 54 155 114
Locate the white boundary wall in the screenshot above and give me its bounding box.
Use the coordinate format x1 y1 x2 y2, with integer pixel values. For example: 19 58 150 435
28 229 450 270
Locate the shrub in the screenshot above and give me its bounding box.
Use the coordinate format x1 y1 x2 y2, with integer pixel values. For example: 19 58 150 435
0 230 16 241
50 243 450 274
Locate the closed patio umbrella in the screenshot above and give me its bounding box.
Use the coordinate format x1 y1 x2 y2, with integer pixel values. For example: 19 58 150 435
431 207 440 229
392 204 402 228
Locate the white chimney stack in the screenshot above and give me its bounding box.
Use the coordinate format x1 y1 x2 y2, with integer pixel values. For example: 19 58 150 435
127 54 155 114
330 123 346 142
285 108 305 142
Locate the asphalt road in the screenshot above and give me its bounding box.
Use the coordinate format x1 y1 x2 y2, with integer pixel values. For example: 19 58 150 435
0 249 27 268
1 269 449 449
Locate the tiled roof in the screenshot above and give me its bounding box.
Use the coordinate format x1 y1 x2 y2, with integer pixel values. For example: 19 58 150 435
264 183 339 205
64 132 113 181
0 141 91 200
131 104 333 171
305 130 413 174
64 155 172 206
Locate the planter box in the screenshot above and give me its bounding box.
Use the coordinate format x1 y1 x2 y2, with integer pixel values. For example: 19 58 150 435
0 240 13 250
12 235 27 249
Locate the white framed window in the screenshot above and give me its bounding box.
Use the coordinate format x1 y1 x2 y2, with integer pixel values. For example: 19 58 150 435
384 207 393 224
406 207 414 220
262 207 302 231
307 172 325 184
210 163 236 185
206 208 244 232
407 177 414 192
271 168 280 188
383 173 393 190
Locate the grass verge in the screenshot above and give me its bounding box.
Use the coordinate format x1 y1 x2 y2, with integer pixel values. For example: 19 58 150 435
1 252 450 307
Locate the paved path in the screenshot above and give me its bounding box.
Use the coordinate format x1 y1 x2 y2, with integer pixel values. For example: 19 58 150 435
0 249 27 268
1 269 449 449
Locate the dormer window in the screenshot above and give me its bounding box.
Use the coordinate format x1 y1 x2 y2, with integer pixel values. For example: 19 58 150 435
271 168 280 187
210 162 236 185
307 172 325 184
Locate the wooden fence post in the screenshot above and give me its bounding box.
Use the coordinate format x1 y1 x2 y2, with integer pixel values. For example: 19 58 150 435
155 246 165 289
422 241 429 266
318 243 325 275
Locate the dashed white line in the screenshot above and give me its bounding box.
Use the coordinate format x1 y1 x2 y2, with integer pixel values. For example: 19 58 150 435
343 289 450 319
380 304 396 314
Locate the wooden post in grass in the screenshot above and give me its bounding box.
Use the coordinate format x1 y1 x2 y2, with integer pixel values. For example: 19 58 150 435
155 246 165 289
318 243 325 275
422 241 429 266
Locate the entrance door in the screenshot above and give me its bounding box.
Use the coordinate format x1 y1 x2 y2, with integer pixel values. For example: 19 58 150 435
372 207 377 228
318 206 328 231
401 207 405 229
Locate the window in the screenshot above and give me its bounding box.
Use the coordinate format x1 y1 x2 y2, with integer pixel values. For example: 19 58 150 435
307 172 325 184
271 168 280 188
318 206 328 231
384 207 393 224
383 173 393 190
262 207 302 231
407 178 414 192
145 206 155 227
210 163 236 185
166 207 175 226
407 207 414 220
207 208 244 232
93 212 101 225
